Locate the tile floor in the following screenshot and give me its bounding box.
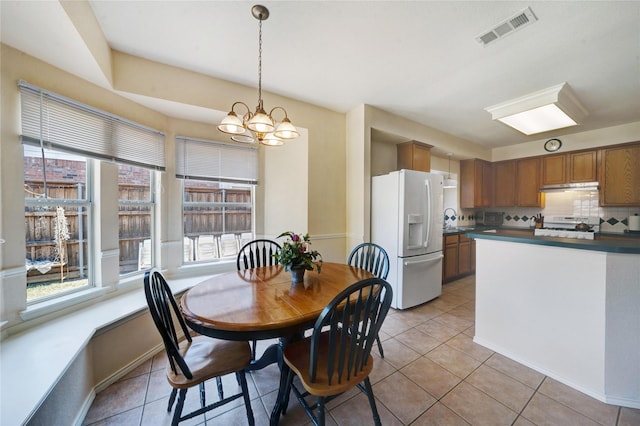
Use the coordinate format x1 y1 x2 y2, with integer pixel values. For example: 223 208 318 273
84 275 640 425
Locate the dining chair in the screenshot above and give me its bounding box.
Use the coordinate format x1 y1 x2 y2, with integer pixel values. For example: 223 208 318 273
219 233 239 258
277 277 393 426
347 242 390 358
236 239 282 359
236 239 282 270
144 270 255 426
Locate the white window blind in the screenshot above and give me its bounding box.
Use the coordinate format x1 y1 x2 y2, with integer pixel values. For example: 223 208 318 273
19 80 166 170
176 136 258 184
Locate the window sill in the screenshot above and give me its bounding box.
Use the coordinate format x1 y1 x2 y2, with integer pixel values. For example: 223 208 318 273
20 286 109 321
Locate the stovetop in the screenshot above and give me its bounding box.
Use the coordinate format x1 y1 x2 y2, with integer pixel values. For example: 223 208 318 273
534 216 600 240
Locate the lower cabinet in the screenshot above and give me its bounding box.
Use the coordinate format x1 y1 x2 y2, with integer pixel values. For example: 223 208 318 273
443 234 475 283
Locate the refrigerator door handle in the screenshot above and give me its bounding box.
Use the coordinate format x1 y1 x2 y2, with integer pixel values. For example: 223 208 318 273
424 179 431 248
403 253 443 266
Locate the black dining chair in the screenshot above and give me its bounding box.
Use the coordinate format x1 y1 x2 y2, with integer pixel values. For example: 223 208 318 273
277 277 393 426
347 242 390 357
236 239 282 270
144 270 254 426
237 239 281 359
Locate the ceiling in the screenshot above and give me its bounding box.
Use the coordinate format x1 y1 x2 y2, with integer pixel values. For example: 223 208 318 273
2 1 639 149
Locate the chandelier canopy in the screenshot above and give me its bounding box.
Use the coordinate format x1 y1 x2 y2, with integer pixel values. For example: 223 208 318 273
217 5 298 146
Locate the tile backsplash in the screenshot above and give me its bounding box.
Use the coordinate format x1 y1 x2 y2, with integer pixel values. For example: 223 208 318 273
457 191 640 233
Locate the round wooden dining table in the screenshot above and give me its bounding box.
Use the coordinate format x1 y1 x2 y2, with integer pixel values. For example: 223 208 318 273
180 262 374 342
180 262 375 425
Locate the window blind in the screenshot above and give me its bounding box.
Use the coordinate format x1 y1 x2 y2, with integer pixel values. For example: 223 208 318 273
175 136 258 185
18 80 166 170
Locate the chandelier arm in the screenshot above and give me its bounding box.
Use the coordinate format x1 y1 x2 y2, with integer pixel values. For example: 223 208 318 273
231 101 251 116
268 106 289 120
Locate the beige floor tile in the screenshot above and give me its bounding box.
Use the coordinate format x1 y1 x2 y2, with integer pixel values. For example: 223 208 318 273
441 382 518 426
521 392 601 426
445 333 494 362
423 297 459 312
446 306 475 322
368 356 397 385
426 344 482 379
465 365 535 412
118 359 152 382
415 319 460 342
619 407 640 426
395 327 442 355
145 368 173 403
206 397 268 426
203 373 258 419
410 302 446 320
140 392 205 426
151 351 169 371
330 392 402 426
462 325 475 338
249 363 282 396
538 378 619 426
411 402 469 426
484 353 544 389
374 337 421 369
430 312 473 332
83 406 143 426
400 356 461 399
261 388 314 426
380 314 417 335
84 375 148 424
512 415 536 426
373 371 437 424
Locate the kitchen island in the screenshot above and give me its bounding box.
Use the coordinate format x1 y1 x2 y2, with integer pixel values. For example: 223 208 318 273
467 230 640 409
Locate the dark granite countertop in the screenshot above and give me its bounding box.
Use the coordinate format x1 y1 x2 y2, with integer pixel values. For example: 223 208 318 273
466 229 640 254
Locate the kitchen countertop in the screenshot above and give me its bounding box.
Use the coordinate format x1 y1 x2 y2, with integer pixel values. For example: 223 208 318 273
465 229 640 254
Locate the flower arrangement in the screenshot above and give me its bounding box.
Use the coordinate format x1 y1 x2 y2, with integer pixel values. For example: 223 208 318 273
273 231 323 274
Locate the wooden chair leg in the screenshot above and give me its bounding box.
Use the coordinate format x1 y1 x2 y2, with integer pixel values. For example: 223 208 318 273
167 388 177 411
376 336 384 358
237 371 255 426
172 388 188 426
362 378 381 426
216 376 224 400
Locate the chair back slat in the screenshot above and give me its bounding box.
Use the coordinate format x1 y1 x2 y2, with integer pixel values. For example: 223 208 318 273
144 270 193 379
347 243 390 280
309 278 392 386
237 239 282 270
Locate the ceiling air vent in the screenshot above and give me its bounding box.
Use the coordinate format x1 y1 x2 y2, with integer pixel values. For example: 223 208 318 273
476 7 538 46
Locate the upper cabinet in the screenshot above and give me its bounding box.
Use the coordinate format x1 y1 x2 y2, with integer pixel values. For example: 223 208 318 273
600 143 640 206
493 160 516 207
460 159 492 209
516 157 544 207
542 150 597 185
397 141 431 172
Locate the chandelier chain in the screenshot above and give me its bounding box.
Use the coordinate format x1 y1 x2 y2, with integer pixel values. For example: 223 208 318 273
257 17 263 107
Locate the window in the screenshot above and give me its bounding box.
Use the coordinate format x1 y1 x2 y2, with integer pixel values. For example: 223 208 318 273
24 145 92 302
118 164 155 275
176 136 257 263
19 81 165 304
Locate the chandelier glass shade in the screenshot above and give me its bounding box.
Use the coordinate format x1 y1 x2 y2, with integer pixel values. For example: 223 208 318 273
217 5 298 146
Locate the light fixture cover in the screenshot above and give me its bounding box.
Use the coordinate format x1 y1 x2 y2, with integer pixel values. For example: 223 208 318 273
485 82 588 135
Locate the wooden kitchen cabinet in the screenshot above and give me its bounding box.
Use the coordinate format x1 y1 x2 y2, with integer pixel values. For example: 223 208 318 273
460 159 492 209
542 150 597 185
493 160 516 207
397 141 431 172
442 233 474 283
600 143 640 206
516 157 544 207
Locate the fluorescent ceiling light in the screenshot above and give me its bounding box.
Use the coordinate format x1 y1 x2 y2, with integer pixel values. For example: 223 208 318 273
485 82 588 135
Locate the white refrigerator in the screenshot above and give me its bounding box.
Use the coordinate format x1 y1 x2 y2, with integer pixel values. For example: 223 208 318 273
371 170 443 309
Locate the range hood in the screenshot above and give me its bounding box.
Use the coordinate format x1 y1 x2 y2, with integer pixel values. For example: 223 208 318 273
540 182 599 192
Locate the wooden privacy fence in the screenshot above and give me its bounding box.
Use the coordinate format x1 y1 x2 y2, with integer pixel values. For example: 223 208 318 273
25 183 252 282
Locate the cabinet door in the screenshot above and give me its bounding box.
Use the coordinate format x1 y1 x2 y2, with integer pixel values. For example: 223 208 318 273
542 154 566 185
516 157 544 207
493 160 516 207
569 150 597 182
460 159 492 208
397 141 431 172
600 144 640 206
443 236 459 282
458 236 471 276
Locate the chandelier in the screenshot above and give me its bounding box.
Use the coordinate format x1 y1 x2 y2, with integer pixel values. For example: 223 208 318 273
217 5 298 146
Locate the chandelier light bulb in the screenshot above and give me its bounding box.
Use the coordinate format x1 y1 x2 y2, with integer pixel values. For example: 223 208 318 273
217 111 245 135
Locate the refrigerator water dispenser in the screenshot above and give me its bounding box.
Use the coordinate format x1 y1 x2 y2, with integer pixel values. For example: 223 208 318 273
407 214 423 248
